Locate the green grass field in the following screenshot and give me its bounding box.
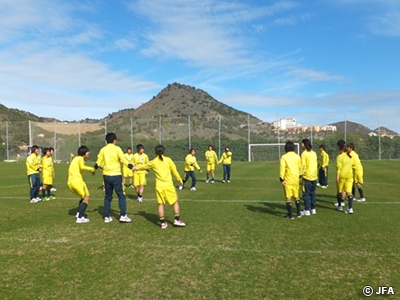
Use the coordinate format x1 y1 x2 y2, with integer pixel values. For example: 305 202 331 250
1 160 399 299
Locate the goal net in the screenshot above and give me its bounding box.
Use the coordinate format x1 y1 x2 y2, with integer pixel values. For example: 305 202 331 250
248 143 300 162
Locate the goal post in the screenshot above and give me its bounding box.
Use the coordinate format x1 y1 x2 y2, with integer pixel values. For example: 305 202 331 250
248 143 300 162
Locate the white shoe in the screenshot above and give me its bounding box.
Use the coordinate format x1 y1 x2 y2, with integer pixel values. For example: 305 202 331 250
173 219 186 227
357 198 366 202
190 187 196 191
227 180 230 183
178 185 183 190
30 198 39 204
334 202 345 207
35 197 42 202
222 180 225 183
301 210 310 216
104 217 113 223
311 209 316 215
76 217 90 223
211 180 214 184
337 206 343 211
345 208 354 214
161 222 168 229
119 215 132 223
316 183 321 187
76 212 79 218
137 197 143 203
50 187 57 192
205 179 209 183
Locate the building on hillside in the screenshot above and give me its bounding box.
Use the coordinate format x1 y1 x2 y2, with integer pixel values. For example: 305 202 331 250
320 125 337 132
273 118 302 131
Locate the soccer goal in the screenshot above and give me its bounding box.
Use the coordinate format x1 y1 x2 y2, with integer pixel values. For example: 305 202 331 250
248 143 300 162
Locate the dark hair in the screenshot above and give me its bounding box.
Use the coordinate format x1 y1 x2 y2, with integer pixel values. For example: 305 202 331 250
336 139 346 150
31 145 39 153
78 146 90 156
189 148 195 154
302 139 312 151
136 144 144 152
347 142 355 151
285 141 295 152
208 145 213 149
43 147 50 154
126 147 132 151
225 147 230 151
155 145 165 160
49 147 54 152
319 144 326 151
105 132 117 144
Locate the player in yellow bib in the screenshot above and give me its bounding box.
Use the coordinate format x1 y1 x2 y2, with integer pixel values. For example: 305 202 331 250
218 147 232 183
132 144 149 203
336 140 355 214
205 145 218 183
133 145 185 229
41 147 56 201
68 146 96 223
279 141 302 219
317 144 329 189
26 145 42 203
347 143 366 202
300 139 318 216
122 147 134 188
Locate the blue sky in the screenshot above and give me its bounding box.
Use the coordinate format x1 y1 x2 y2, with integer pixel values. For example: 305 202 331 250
1 0 399 133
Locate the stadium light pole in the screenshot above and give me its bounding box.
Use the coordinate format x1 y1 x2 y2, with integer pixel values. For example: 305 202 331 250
6 121 9 161
188 116 191 150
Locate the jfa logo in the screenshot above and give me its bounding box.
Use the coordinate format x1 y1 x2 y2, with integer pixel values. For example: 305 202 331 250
363 286 395 297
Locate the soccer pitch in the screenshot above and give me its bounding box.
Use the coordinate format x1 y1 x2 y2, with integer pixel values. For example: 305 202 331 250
1 160 399 299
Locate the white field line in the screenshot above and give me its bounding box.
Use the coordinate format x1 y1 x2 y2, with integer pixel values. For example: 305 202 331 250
0 196 400 204
0 237 399 257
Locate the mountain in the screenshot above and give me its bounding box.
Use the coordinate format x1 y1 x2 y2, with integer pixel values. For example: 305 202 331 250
329 121 372 136
372 126 399 138
0 104 47 122
105 82 271 140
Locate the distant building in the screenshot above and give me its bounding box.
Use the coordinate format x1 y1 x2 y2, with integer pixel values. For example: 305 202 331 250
273 118 302 131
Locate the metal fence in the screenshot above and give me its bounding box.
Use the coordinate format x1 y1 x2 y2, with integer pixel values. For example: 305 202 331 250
0 115 399 163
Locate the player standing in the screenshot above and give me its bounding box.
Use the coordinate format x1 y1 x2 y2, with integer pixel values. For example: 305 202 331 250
218 147 232 183
300 139 318 216
133 145 185 229
204 145 218 183
68 146 96 223
347 143 366 202
41 147 56 201
122 147 134 188
336 140 355 214
132 144 149 202
279 141 302 219
317 144 329 189
94 133 134 223
180 148 202 191
26 145 42 203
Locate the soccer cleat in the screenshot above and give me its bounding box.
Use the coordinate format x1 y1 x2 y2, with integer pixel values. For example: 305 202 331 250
297 214 302 219
321 186 328 189
190 187 196 191
76 212 79 218
227 180 230 183
316 183 321 187
311 209 316 215
222 180 225 183
35 197 42 202
345 208 354 214
178 185 183 190
119 215 132 223
301 210 311 216
205 179 209 183
161 222 168 229
211 180 214 184
137 196 143 203
50 187 57 192
104 216 113 223
337 206 343 211
30 198 39 204
43 196 51 201
357 198 366 202
284 215 294 220
50 196 56 200
334 202 345 207
173 219 186 227
76 217 90 223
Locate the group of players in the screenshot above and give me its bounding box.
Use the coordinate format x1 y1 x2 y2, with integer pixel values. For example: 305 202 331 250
279 139 366 219
25 132 233 228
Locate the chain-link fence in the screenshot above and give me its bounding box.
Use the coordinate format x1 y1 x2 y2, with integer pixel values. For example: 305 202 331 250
1 115 399 163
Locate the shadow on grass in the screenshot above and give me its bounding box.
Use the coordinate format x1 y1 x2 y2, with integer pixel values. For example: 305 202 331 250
245 202 287 217
136 210 160 227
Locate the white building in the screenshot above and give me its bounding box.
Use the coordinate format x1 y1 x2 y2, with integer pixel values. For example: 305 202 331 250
273 118 302 130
